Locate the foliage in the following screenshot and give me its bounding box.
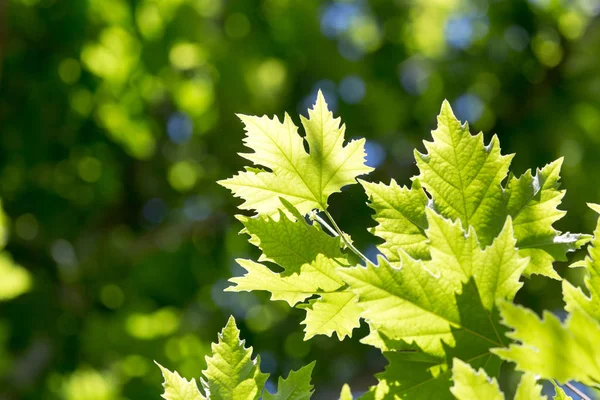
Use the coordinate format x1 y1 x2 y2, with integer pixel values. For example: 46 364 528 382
156 94 599 398
158 317 314 400
494 203 600 388
4 0 600 398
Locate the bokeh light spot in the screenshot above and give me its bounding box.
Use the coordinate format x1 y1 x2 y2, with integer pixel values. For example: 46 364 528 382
58 59 81 85
453 94 484 123
169 43 206 70
175 78 214 117
532 33 563 67
445 15 474 49
339 75 366 104
284 331 310 359
225 13 251 39
15 214 39 240
504 25 529 51
168 161 201 192
167 112 193 144
100 284 125 309
399 58 430 96
78 156 102 183
143 198 167 224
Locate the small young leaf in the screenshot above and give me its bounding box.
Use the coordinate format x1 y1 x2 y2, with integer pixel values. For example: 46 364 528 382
415 100 512 247
339 384 353 400
506 159 591 277
450 359 503 400
263 362 315 400
552 382 574 400
514 373 547 400
201 316 269 400
156 363 206 400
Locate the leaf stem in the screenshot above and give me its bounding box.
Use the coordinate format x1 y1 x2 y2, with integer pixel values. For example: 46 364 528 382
322 209 371 265
311 213 339 237
564 382 591 400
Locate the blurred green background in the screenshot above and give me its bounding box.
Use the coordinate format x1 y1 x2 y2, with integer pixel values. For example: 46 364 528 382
1 0 600 398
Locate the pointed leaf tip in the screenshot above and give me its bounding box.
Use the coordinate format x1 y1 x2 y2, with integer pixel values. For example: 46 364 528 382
588 203 600 214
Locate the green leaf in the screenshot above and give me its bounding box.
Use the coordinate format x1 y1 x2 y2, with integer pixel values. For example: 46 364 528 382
234 204 348 293
218 90 372 217
364 102 586 278
157 317 318 400
551 382 573 400
228 201 360 339
506 159 591 277
493 302 600 387
360 178 429 262
299 291 362 340
415 100 512 247
450 360 547 400
156 363 206 400
450 359 503 400
363 351 500 399
340 210 525 357
228 259 318 306
563 203 600 320
263 362 315 400
201 316 269 400
339 384 353 400
514 373 547 400
338 210 527 397
494 206 600 391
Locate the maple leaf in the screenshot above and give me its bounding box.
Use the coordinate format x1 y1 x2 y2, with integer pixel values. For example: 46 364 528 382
493 303 600 387
415 101 512 247
563 203 600 320
339 384 353 400
494 205 600 389
451 360 548 400
157 363 206 400
364 101 588 278
157 316 316 400
338 210 527 397
218 91 372 218
360 179 429 263
201 316 269 400
505 159 591 277
227 200 361 340
450 359 503 400
263 362 315 400
298 291 362 340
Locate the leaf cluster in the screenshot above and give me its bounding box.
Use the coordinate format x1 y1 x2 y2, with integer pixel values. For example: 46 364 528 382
159 93 599 399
